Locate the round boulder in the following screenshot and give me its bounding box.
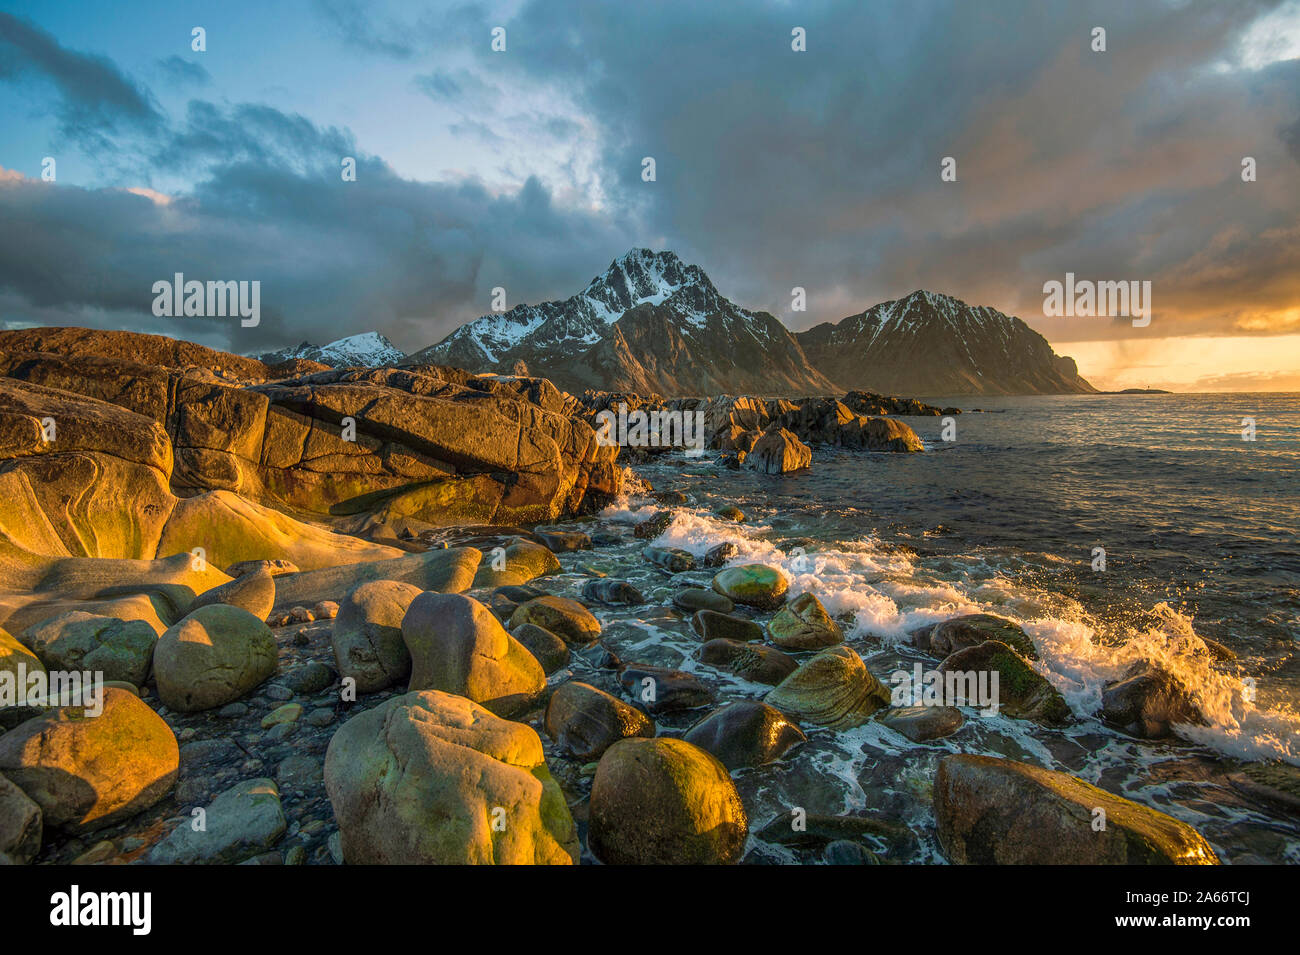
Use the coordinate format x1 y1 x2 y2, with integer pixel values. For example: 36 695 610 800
154 605 277 712
331 580 423 693
545 681 655 761
589 737 748 865
712 564 788 610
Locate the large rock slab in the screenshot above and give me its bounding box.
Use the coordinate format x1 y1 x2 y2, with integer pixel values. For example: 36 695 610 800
271 546 480 610
324 690 578 864
934 754 1219 864
403 593 545 717
154 605 278 712
0 687 178 831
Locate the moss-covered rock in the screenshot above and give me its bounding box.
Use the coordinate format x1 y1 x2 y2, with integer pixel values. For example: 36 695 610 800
325 690 578 864
545 681 654 760
154 604 277 712
711 563 789 610
767 645 890 730
767 592 843 650
935 754 1219 864
508 595 601 646
589 737 748 864
938 640 1071 725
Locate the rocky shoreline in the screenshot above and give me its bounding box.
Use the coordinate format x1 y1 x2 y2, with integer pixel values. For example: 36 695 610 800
0 329 1259 865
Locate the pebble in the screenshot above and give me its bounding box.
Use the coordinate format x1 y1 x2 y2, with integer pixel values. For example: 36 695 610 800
304 707 336 727
265 722 298 742
218 702 249 719
262 703 303 729
265 684 294 701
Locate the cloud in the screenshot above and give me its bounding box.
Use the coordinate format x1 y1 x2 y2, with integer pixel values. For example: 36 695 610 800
0 12 161 150
155 55 210 87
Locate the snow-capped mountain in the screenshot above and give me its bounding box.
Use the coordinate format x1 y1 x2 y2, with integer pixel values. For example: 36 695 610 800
259 332 405 368
412 249 837 396
796 290 1095 395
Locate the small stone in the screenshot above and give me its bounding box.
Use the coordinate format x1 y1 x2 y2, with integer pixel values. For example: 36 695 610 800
218 702 249 719
284 844 307 866
281 661 334 695
672 588 734 614
304 708 336 728
72 840 116 865
311 600 339 620
289 606 314 623
261 703 303 729
715 506 745 522
265 722 298 742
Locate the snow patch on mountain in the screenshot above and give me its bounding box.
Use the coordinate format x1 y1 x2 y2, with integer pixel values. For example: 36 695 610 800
260 331 405 368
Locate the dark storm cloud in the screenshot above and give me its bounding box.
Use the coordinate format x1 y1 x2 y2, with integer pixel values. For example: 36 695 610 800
0 12 161 148
427 0 1300 340
0 99 631 354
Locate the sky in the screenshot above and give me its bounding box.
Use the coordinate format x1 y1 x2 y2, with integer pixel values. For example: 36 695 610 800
0 0 1298 391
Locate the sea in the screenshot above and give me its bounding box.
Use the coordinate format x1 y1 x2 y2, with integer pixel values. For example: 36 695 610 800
538 392 1300 863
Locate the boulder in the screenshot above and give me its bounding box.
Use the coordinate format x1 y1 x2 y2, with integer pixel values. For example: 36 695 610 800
922 613 1038 660
711 563 788 610
403 593 544 717
743 428 811 474
1100 661 1204 739
934 754 1219 864
938 641 1071 725
0 772 41 864
544 681 655 760
617 663 716 714
767 592 843 650
149 778 286 864
324 690 578 864
702 541 739 567
1 626 43 687
690 609 764 642
684 701 806 769
471 538 561 589
512 623 571 675
508 595 601 646
154 605 278 712
672 587 734 614
698 638 798 685
581 578 645 606
878 705 965 742
767 646 890 730
589 738 748 865
0 687 178 831
20 612 156 686
187 567 276 621
331 580 423 693
642 545 694 573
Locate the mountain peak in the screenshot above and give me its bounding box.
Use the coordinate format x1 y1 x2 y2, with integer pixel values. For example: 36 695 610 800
580 248 718 316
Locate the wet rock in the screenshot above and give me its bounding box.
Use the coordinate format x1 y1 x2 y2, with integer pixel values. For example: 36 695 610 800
767 646 890 730
1100 661 1204 739
824 840 880 865
154 605 277 713
939 641 1071 726
0 772 41 864
926 613 1038 660
533 528 592 552
512 623 571 675
715 505 745 522
471 538 561 588
0 687 178 831
642 545 695 573
691 609 764 642
712 563 788 610
325 690 578 864
20 612 156 686
934 754 1219 864
767 592 843 650
633 511 674 539
744 427 811 474
404 593 544 717
545 681 655 760
304 707 336 728
653 490 688 506
756 812 915 851
702 542 739 567
276 756 323 789
149 778 287 864
280 660 334 695
698 638 798 685
330 580 422 693
672 588 734 614
684 701 806 769
581 578 645 606
261 703 302 729
487 583 547 621
188 568 276 622
617 663 716 714
589 738 748 865
878 705 964 742
509 595 601 646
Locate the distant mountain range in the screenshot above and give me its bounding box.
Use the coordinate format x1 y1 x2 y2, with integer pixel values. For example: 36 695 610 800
796 290 1096 395
264 250 1094 396
258 331 405 368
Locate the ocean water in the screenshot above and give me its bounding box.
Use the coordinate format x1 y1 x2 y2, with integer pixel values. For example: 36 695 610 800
536 393 1300 863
